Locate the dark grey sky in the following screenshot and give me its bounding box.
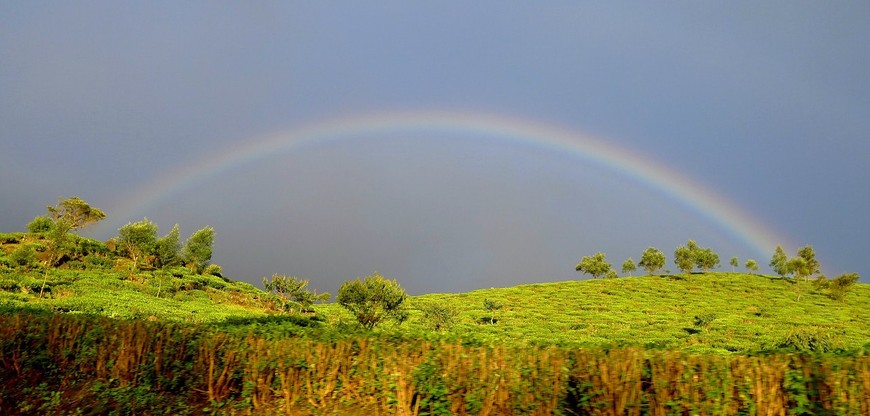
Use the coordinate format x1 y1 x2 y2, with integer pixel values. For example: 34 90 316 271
2 2 868 294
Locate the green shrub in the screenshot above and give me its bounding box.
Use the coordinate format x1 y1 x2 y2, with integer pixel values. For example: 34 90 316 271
778 328 838 353
420 302 458 331
27 216 54 233
0 232 24 244
693 313 716 329
9 245 37 269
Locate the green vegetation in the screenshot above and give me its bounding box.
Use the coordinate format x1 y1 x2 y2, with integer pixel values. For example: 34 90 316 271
1 197 869 414
337 272 408 329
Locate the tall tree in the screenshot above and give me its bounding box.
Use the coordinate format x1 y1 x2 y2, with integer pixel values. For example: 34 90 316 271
770 245 790 278
674 244 695 275
575 252 612 279
638 247 665 275
117 218 158 272
621 257 636 277
182 226 215 274
154 224 182 268
796 245 820 277
730 257 739 272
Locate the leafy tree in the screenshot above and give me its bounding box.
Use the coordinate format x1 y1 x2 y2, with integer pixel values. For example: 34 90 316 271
42 197 106 267
828 273 859 302
46 196 106 232
638 247 665 275
745 259 759 274
621 258 636 276
730 257 739 272
797 245 820 277
154 224 181 268
575 252 612 279
695 248 720 273
39 197 105 297
27 216 53 233
337 272 407 329
674 244 695 275
117 218 158 272
483 298 504 324
263 274 330 313
770 245 790 278
421 302 458 331
788 257 810 282
182 226 215 274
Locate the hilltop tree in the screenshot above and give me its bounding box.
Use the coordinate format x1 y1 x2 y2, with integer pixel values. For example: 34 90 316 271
263 274 330 313
770 245 790 278
674 244 695 275
745 259 759 274
575 252 612 279
46 196 106 231
42 197 106 267
695 248 720 273
638 247 665 275
797 245 820 277
621 258 636 277
154 224 181 268
730 257 739 272
828 273 860 302
182 226 215 274
337 272 407 329
117 218 158 272
789 257 810 281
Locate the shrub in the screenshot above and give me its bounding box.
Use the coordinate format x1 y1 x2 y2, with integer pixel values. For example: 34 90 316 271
337 272 407 329
27 216 54 233
693 313 716 330
421 302 458 331
778 328 838 352
9 245 37 269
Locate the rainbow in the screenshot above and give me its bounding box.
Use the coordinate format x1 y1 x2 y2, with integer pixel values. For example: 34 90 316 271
99 110 786 258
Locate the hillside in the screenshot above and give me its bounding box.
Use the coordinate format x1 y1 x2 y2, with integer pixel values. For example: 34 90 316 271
392 273 870 353
3 230 869 354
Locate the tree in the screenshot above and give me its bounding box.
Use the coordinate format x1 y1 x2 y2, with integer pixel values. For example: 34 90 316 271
575 252 612 279
745 259 759 274
421 302 458 331
337 272 407 329
730 257 739 272
770 245 790 278
695 248 720 273
796 245 820 277
483 298 503 324
182 226 215 274
621 258 636 277
46 196 106 231
638 247 665 275
117 218 158 272
828 273 859 302
674 244 695 275
154 224 181 268
42 197 106 268
263 274 330 313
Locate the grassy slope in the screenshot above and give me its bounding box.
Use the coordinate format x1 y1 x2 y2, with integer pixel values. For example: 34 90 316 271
383 272 870 353
2 231 868 353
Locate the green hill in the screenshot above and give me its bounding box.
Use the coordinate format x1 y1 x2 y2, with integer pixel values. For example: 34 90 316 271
395 273 870 353
2 230 868 354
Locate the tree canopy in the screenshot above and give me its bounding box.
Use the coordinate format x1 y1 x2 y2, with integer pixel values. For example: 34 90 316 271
575 252 612 279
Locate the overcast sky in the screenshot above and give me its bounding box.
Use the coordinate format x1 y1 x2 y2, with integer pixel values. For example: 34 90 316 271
2 2 868 294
